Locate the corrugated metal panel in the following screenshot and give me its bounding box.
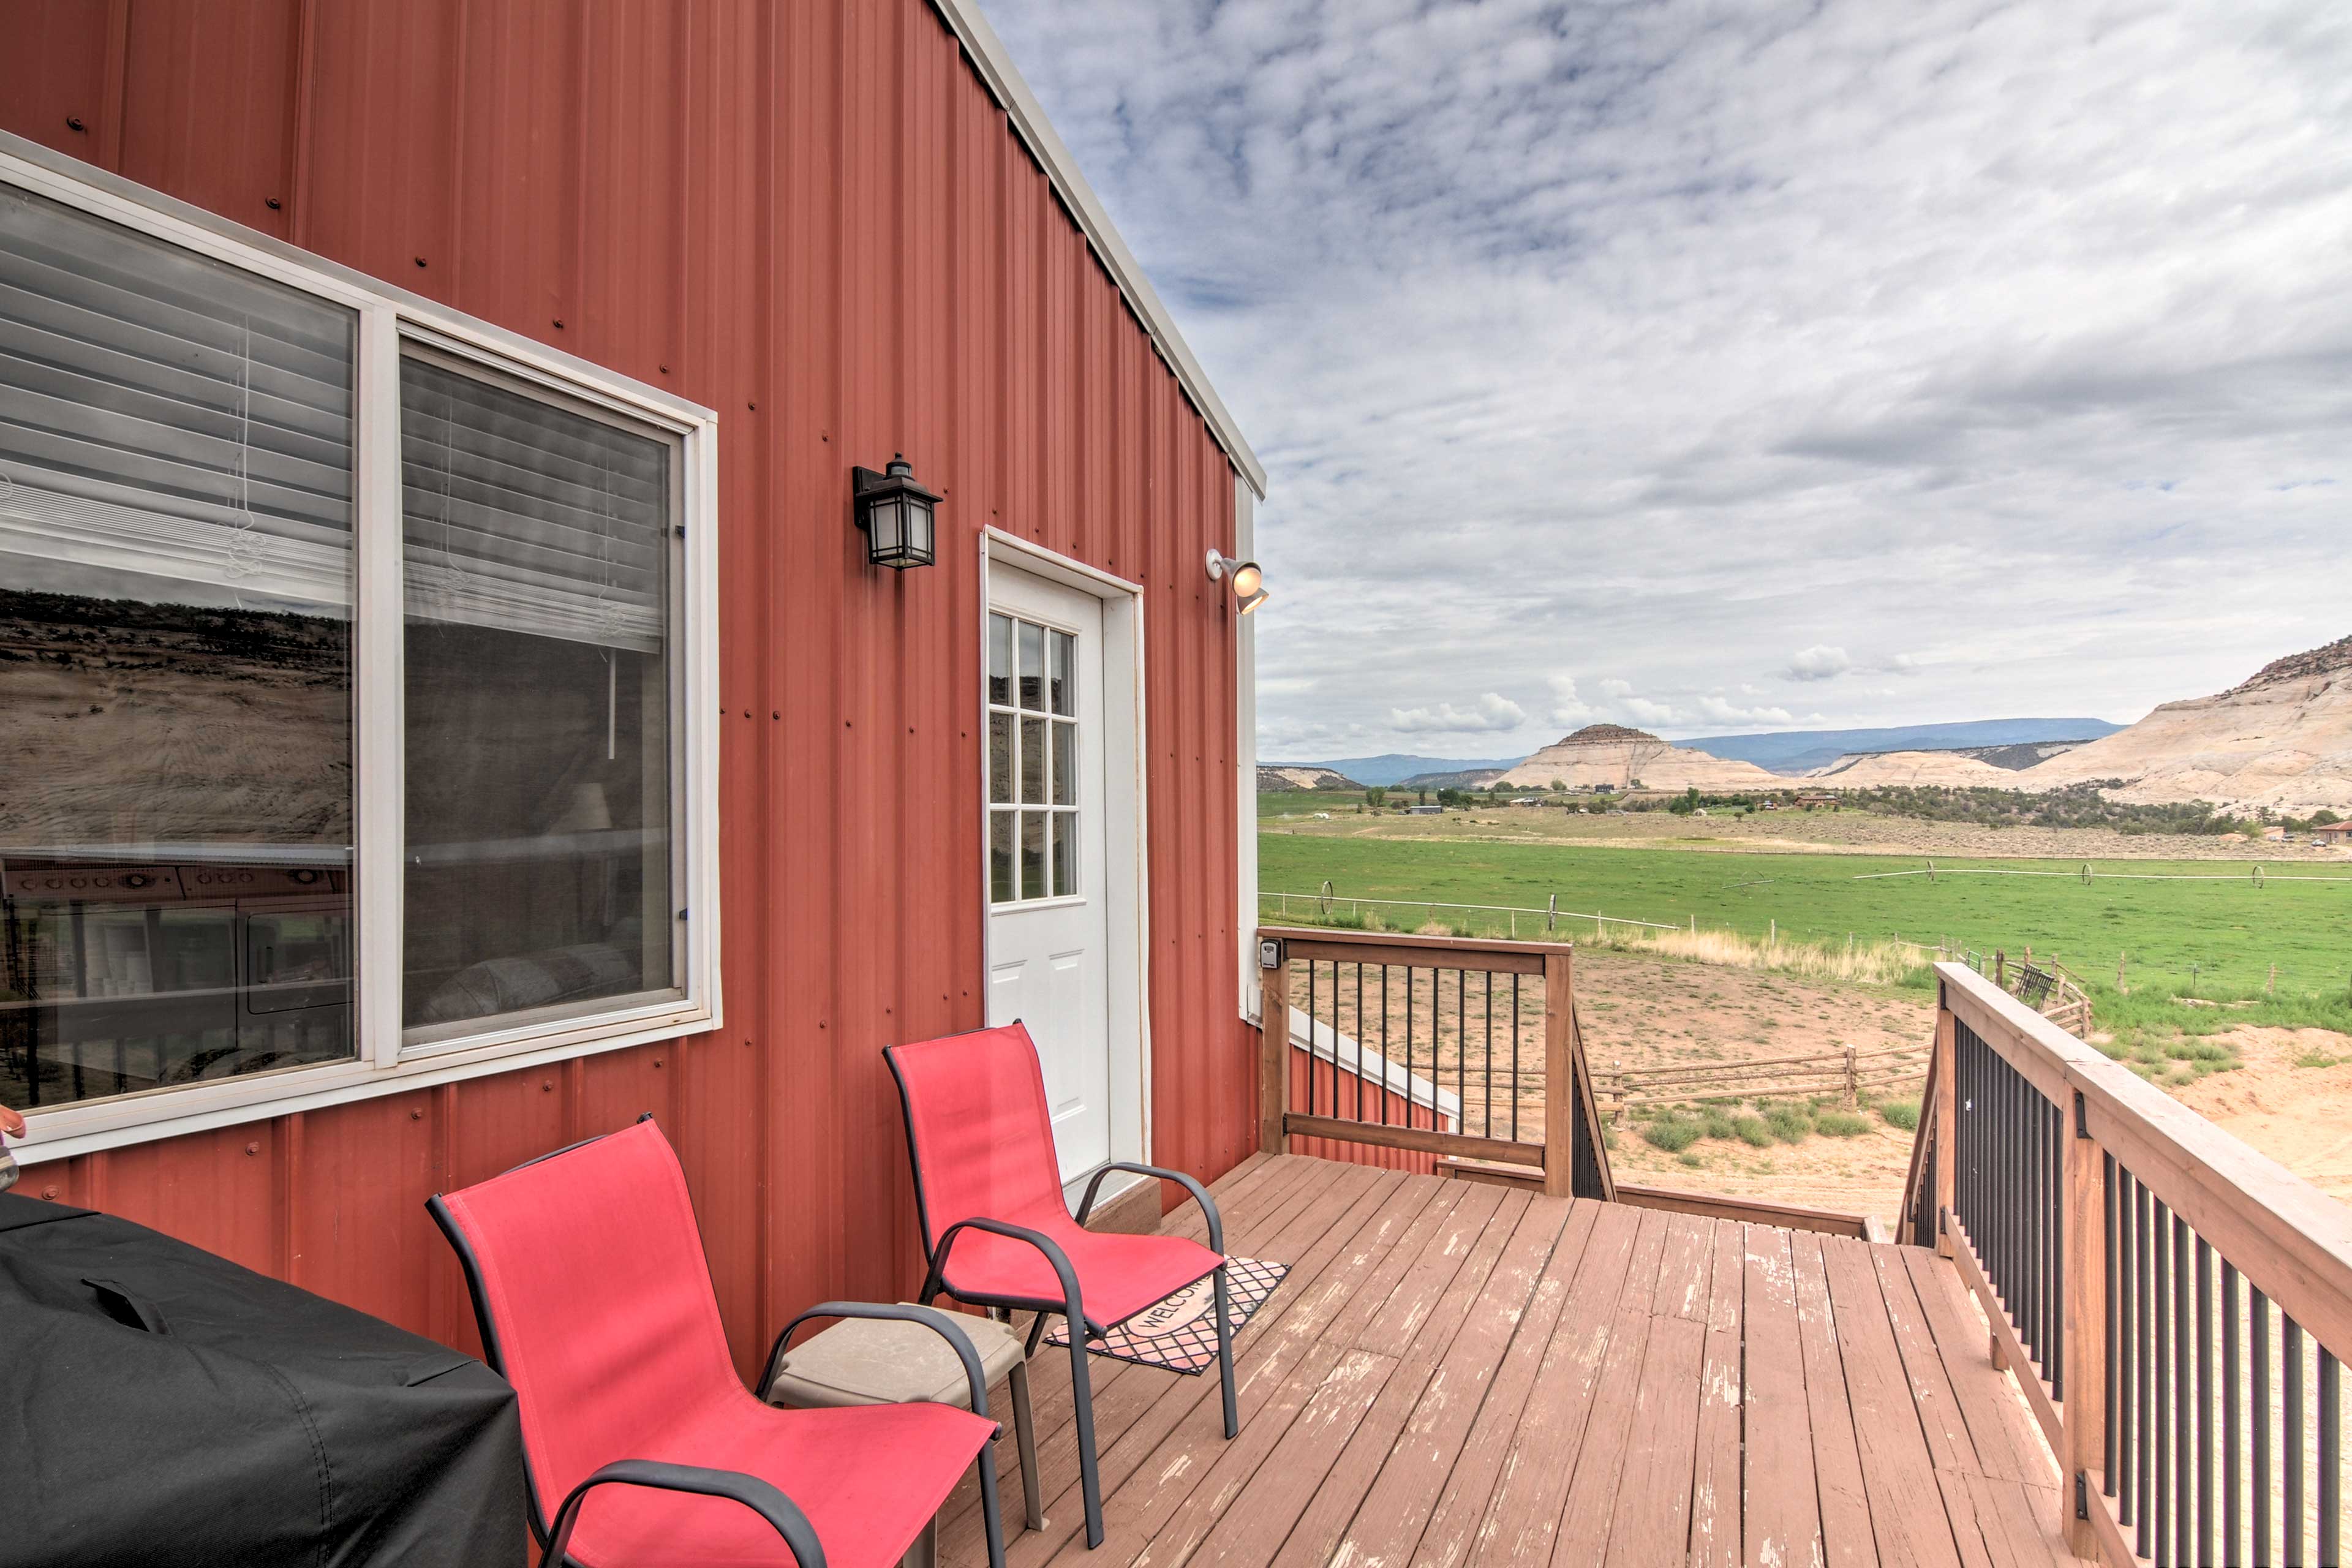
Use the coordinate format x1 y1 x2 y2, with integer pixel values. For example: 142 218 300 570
0 0 1250 1381
1287 1050 1444 1177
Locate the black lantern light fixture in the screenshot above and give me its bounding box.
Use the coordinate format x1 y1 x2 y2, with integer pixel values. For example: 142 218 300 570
853 453 940 570
1205 550 1267 614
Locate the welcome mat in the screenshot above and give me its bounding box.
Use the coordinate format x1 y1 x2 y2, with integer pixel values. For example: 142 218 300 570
1044 1256 1289 1374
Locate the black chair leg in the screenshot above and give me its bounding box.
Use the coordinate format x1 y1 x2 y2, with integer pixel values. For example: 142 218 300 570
1212 1265 1238 1440
976 1435 1008 1568
1067 1317 1105 1547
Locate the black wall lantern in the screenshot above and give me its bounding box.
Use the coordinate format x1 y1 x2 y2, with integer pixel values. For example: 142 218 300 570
853 453 940 569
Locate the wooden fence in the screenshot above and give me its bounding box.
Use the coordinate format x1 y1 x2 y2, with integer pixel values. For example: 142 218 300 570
1592 1041 1930 1119
1256 926 1613 1201
1903 963 2352 1564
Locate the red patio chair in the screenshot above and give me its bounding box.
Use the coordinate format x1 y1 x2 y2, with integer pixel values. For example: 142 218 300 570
885 1023 1237 1550
429 1117 1007 1568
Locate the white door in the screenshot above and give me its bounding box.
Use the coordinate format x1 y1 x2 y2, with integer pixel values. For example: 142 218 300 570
985 565 1112 1182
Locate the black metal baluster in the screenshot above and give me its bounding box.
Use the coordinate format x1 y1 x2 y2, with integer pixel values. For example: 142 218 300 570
2255 1287 2271 1568
1483 971 1493 1140
1404 967 1417 1129
2224 1261 2241 1567
2286 1315 2304 1568
2117 1161 2135 1504
1509 973 1520 1142
1306 959 1321 1119
1379 965 1392 1125
1352 963 1364 1124
2120 1166 2136 1528
1456 967 1467 1136
2050 1095 2064 1395
2157 1199 2173 1568
2175 1213 2192 1564
2320 1352 2339 1568
2138 1178 2155 1561
2198 1237 2213 1566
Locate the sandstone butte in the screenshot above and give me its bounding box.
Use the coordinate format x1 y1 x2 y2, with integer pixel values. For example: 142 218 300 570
1494 724 1785 793
2015 633 2352 815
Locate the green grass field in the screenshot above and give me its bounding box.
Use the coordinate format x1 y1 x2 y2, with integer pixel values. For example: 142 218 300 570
1259 831 2352 1019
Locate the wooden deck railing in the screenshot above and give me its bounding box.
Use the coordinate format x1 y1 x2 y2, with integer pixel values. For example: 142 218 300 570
1255 927 1611 1200
1905 962 2352 1565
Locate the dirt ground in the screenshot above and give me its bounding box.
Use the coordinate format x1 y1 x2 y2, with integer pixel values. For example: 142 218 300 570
2169 1025 2352 1208
1569 951 2352 1231
1572 948 1933 1227
1270 803 2347 864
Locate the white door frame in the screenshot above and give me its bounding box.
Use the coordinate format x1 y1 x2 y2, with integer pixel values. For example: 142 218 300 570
979 529 1152 1186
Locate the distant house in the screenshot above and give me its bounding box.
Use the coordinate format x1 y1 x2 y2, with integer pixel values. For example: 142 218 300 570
2315 821 2352 844
1408 804 1443 816
1510 797 1544 807
2261 824 2290 842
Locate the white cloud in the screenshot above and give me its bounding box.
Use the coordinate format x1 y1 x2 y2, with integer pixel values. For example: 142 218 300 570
1387 692 1528 733
987 0 2352 756
1620 696 1683 727
1786 645 1855 682
1694 695 1796 726
1546 673 1594 724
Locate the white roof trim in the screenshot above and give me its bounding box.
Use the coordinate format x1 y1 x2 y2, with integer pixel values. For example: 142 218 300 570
930 0 1267 499
1289 1006 1463 1123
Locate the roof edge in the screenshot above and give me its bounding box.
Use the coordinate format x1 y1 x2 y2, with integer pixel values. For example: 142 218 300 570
930 0 1267 499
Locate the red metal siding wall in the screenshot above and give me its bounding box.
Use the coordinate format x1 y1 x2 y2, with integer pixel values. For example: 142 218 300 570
1 0 1253 1379
1286 1047 1446 1175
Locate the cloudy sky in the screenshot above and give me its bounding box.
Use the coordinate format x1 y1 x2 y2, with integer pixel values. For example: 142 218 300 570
984 0 2352 761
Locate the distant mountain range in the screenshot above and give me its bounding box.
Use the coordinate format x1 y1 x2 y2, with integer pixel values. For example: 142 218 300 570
1679 718 2124 777
1265 753 1524 787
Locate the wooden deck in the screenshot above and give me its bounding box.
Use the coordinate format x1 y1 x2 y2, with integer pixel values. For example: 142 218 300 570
936 1153 2075 1568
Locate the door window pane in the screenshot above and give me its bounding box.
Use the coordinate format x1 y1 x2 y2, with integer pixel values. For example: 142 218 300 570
1020 812 1046 899
1020 717 1047 804
1049 630 1074 716
1051 813 1076 897
987 613 1011 706
1017 621 1044 711
989 713 1014 804
0 189 358 1112
400 353 679 1041
1051 722 1074 807
989 812 1014 903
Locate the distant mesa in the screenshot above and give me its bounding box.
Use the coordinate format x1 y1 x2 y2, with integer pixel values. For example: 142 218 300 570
1496 725 1782 793
2016 631 2352 815
1256 764 1362 793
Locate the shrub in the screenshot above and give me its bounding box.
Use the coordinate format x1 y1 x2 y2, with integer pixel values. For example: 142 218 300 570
1732 1115 1774 1148
1676 1151 1704 1168
1700 1107 1738 1141
1815 1110 1871 1137
1641 1116 1702 1153
1762 1101 1814 1144
2294 1050 2341 1069
1879 1098 1921 1131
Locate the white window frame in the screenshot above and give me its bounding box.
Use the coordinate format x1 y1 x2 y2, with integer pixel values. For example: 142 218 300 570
3 142 722 1164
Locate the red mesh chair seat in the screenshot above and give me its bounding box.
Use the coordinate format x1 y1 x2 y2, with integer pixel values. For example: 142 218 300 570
937 1219 1221 1331
886 1023 1242 1552
551 1400 989 1568
431 1118 1001 1568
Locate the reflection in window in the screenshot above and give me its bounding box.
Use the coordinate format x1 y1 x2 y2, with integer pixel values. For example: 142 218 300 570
0 188 357 1110
399 353 679 1041
984 609 1081 907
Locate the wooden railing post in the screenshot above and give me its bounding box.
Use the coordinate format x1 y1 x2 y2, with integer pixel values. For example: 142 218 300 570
1543 945 1574 1199
1259 940 1291 1156
1933 983 1957 1259
2062 1092 2108 1560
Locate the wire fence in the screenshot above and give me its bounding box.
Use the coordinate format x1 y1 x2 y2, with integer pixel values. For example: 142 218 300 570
1259 885 2352 1007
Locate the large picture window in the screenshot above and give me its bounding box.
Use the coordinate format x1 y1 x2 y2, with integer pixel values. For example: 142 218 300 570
0 157 715 1144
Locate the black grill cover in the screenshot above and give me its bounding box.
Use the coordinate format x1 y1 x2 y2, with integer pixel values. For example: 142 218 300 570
0 1193 524 1567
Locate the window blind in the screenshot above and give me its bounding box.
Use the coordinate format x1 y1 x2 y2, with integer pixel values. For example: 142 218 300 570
400 355 667 653
0 186 355 609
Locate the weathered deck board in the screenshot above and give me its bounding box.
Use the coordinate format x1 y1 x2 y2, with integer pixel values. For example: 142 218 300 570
938 1155 2071 1568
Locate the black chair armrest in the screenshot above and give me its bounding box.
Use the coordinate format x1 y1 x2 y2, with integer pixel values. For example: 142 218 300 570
542 1458 824 1568
758 1300 997 1421
1076 1162 1224 1254
928 1215 1104 1338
